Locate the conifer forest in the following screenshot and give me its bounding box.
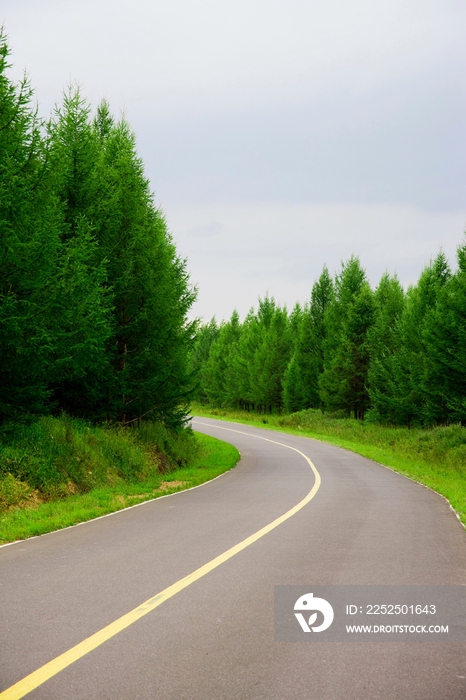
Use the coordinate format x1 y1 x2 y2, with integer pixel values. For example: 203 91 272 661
0 32 196 429
2 26 466 435
191 250 466 427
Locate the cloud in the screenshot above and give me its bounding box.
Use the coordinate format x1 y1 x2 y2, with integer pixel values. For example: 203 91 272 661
2 0 465 117
168 201 466 320
138 66 466 213
2 2 464 215
1 1 464 322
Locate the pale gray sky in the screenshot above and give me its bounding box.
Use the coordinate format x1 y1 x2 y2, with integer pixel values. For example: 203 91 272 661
2 0 465 319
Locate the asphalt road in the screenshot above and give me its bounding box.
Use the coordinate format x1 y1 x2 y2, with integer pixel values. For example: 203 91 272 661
1 417 465 699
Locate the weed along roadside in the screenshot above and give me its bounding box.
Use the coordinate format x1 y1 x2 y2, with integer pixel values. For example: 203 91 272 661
192 404 466 529
0 416 239 545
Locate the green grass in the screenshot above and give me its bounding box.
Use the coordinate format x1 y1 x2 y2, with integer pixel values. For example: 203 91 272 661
0 421 239 544
192 404 466 529
0 415 199 504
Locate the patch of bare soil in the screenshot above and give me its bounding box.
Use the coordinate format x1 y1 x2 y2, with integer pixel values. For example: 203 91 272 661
155 480 186 492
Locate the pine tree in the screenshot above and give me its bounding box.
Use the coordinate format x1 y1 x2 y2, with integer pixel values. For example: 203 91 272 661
45 89 113 416
367 273 405 422
382 254 450 426
92 113 197 424
188 319 220 404
47 95 196 425
48 88 100 236
423 247 466 423
293 265 333 411
319 257 371 416
253 299 291 413
202 311 241 407
283 354 305 413
323 283 374 418
233 310 257 410
0 50 52 417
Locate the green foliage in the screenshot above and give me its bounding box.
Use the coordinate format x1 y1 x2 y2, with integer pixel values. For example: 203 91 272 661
0 473 31 509
197 298 293 413
370 254 451 426
194 244 466 430
0 431 239 543
48 88 100 236
423 247 466 424
0 414 199 505
87 110 197 424
45 92 197 424
189 319 220 402
0 33 195 429
253 298 291 412
319 257 373 417
202 310 242 407
284 266 333 412
283 354 304 413
366 273 405 423
231 310 259 409
0 32 60 418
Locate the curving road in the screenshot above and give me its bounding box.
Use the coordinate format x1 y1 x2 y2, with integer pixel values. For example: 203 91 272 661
0 417 465 699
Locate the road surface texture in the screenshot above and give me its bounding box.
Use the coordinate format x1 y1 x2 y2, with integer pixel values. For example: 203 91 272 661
1 417 465 699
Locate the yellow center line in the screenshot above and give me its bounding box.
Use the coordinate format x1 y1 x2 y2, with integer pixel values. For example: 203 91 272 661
1 424 321 700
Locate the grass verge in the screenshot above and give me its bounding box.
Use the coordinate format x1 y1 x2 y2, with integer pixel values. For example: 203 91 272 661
0 426 239 545
192 404 466 529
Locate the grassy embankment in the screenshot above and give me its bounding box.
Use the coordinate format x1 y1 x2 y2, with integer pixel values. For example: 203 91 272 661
193 404 466 528
0 415 239 545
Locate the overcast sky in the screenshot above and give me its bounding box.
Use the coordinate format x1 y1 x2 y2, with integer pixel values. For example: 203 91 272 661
2 1 465 320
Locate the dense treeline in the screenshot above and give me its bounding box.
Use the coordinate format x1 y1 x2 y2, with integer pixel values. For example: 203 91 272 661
0 33 195 428
191 249 466 427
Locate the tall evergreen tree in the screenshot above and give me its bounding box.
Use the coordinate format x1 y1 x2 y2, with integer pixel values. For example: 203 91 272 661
92 110 197 424
253 299 291 413
48 88 100 236
188 318 219 404
319 257 372 416
379 254 450 426
202 311 241 407
232 310 257 410
285 265 333 412
0 34 56 418
0 35 107 423
283 354 304 413
323 283 374 418
46 95 196 425
367 273 405 422
423 247 466 424
45 89 113 416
